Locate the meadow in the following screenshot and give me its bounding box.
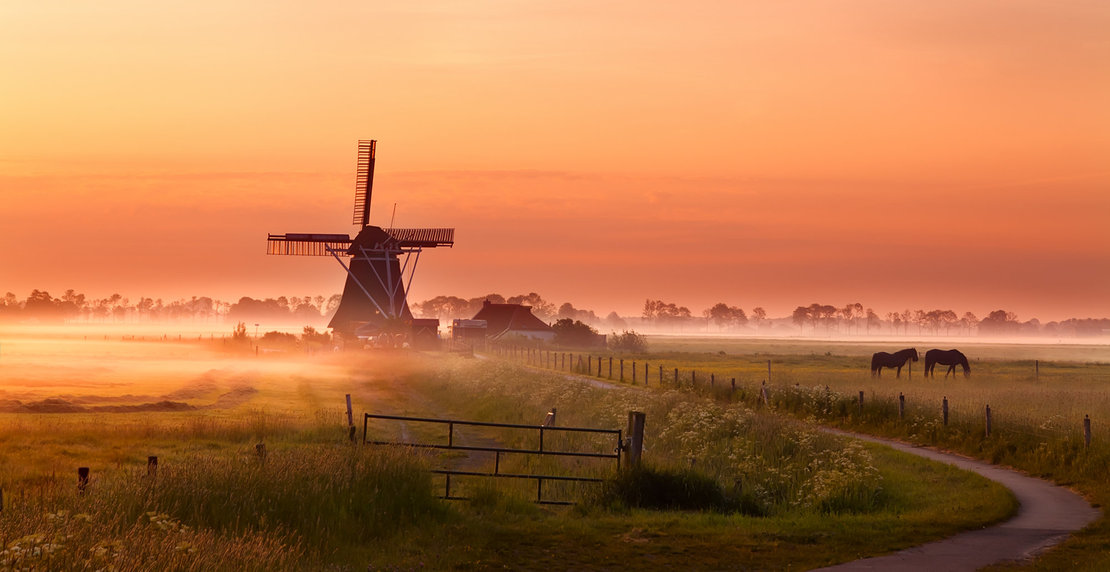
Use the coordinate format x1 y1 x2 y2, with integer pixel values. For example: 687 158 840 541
5 327 1100 569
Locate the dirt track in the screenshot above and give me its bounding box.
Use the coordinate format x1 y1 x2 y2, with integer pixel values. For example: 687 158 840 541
814 431 1100 571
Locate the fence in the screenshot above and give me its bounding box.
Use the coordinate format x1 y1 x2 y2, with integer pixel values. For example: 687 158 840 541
492 345 1099 450
362 412 624 504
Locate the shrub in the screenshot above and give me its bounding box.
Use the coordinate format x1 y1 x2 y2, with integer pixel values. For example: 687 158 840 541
609 330 648 353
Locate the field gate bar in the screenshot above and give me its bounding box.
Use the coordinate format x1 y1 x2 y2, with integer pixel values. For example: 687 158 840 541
363 413 623 504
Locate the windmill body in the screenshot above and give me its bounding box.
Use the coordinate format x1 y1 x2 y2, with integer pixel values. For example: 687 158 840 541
267 140 453 340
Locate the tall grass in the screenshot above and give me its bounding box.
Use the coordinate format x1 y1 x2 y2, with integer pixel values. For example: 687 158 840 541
404 358 884 515
0 444 446 570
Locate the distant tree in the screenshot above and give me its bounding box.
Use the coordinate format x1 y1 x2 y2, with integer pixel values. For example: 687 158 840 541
551 318 600 347
604 311 627 330
751 307 767 330
507 292 556 320
792 306 814 333
961 312 978 336
609 330 648 353
704 303 747 330
644 299 693 328
979 310 1021 335
840 303 863 335
558 302 599 324
413 295 470 320
232 322 249 342
866 308 881 334
886 311 903 335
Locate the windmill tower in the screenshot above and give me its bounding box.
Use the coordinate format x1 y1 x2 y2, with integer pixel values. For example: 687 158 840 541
266 140 454 339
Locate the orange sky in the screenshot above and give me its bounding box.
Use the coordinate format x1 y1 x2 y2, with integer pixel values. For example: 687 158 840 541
2 1 1108 322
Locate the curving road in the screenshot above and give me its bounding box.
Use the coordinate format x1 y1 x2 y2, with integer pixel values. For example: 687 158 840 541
815 431 1100 571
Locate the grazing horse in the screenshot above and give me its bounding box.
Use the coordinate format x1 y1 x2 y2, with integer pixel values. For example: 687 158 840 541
871 348 919 378
925 349 970 378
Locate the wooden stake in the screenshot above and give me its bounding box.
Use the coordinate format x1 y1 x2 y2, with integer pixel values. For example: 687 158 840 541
626 411 646 468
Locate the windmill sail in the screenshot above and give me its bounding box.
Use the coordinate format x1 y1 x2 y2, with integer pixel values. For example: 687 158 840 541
352 140 376 227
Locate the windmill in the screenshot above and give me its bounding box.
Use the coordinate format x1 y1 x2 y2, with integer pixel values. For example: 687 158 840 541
266 140 454 340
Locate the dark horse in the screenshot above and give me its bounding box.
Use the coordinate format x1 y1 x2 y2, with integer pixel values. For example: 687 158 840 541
871 348 918 377
925 349 970 378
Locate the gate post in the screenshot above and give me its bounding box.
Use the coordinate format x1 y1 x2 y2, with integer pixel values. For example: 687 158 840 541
626 411 646 468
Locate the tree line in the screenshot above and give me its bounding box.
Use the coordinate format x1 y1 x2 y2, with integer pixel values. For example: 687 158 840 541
0 289 340 324
3 288 1107 337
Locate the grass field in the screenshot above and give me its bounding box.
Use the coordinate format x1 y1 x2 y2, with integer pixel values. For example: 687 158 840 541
6 327 1099 569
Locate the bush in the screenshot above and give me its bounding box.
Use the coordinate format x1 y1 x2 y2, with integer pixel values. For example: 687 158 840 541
609 330 648 353
593 464 763 514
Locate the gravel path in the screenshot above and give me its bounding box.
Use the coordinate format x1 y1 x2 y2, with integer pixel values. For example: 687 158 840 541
814 430 1100 571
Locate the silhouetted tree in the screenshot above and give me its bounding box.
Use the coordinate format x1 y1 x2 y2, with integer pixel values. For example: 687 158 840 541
507 292 556 320
979 310 1021 335
551 318 600 347
751 307 767 330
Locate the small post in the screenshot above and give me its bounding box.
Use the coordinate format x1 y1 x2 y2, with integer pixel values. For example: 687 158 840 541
731 378 736 391
711 373 715 387
674 368 678 386
597 356 602 377
858 390 864 416
609 357 613 379
659 365 663 385
256 442 267 459
626 411 646 468
767 360 772 384
942 396 949 426
620 359 624 382
147 456 158 477
632 361 637 383
1084 415 1092 449
543 408 557 427
645 362 649 386
588 355 592 373
761 381 769 406
77 467 90 494
344 393 352 444
899 392 905 420
692 370 696 386
985 404 992 437
1035 360 1040 379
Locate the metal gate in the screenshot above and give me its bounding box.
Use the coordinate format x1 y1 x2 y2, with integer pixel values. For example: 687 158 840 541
363 413 623 505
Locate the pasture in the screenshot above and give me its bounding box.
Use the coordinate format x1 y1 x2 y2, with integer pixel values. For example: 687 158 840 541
3 327 1104 569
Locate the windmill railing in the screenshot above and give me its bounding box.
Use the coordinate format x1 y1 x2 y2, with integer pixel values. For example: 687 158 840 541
266 234 353 256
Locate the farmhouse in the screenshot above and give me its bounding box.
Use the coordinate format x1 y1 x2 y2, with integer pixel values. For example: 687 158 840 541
470 300 555 342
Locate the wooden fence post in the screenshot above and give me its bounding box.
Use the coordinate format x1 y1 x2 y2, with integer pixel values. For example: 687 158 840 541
761 381 769 406
858 390 864 416
985 404 992 437
77 467 90 494
632 361 636 383
597 357 602 377
899 392 905 420
942 396 949 426
1084 415 1092 449
609 357 613 379
626 411 646 468
674 368 678 386
147 456 158 477
710 373 715 387
588 355 592 374
620 359 624 382
659 365 663 385
731 378 736 392
346 394 355 442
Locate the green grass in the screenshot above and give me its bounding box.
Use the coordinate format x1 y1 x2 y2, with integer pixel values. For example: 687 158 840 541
0 332 1029 569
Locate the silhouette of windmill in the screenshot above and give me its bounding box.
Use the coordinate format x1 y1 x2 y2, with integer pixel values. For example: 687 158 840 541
266 140 453 339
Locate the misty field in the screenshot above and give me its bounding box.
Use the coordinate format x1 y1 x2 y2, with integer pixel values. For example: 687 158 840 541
7 328 1109 569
